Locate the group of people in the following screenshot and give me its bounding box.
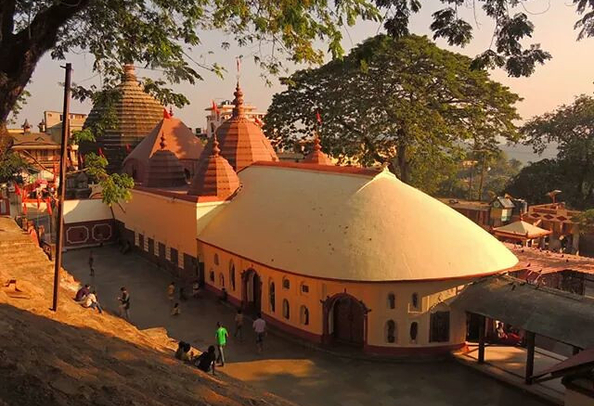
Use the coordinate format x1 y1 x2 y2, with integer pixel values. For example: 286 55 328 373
73 282 131 320
172 312 268 374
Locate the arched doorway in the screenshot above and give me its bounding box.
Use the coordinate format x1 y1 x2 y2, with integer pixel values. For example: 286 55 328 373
323 293 367 348
242 269 261 315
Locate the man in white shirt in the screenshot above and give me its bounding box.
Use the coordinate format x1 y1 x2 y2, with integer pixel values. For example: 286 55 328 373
252 313 266 353
83 290 103 314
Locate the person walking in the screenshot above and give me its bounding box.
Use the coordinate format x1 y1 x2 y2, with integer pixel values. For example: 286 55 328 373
118 287 131 320
253 313 266 354
234 309 244 342
167 282 175 306
215 322 229 366
89 250 95 277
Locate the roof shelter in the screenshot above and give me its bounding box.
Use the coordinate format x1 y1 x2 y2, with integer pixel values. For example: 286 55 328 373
493 220 552 242
453 275 594 384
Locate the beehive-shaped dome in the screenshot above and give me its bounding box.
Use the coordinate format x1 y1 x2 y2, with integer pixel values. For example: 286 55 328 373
188 136 240 200
303 135 333 165
201 83 278 171
83 64 164 172
123 111 204 183
144 135 187 188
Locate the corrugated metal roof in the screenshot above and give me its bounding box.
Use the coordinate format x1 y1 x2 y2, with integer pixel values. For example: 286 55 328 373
452 275 594 348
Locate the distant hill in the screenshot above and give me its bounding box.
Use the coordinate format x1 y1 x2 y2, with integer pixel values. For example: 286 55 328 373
500 143 558 166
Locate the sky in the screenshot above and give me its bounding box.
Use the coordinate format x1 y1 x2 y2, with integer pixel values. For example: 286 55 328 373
14 0 594 133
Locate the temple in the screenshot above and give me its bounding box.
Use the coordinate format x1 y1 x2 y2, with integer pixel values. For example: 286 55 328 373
63 82 527 356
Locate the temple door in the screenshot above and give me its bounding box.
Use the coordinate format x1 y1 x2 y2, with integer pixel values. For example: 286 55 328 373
333 297 364 346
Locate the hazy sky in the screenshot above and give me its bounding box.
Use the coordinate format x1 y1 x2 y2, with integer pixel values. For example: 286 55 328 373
15 0 594 131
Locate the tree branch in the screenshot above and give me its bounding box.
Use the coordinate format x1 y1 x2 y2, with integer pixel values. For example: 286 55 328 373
0 0 16 43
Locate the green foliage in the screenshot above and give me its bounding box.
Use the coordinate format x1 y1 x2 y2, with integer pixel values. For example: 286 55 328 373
513 95 594 209
100 173 134 207
577 209 594 235
0 150 30 183
6 90 31 125
437 150 522 200
82 152 133 207
265 35 520 191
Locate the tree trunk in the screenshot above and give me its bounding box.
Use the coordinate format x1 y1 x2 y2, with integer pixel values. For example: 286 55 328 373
396 141 410 184
0 0 90 138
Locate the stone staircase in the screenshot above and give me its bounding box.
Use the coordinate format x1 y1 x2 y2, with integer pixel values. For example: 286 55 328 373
0 217 53 277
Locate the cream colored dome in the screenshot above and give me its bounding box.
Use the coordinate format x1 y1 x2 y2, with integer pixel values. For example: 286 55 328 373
198 162 518 282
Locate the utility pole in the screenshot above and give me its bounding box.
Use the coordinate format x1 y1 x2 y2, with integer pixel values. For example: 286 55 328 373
51 63 72 312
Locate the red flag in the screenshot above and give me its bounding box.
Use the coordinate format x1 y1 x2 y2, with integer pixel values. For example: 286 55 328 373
22 203 27 215
14 183 21 196
236 57 241 74
163 108 171 119
46 198 53 215
212 100 220 118
316 111 322 125
254 117 264 127
125 144 131 153
98 147 105 158
36 195 41 208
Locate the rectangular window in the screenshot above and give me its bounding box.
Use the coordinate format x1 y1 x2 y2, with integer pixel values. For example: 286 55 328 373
171 248 178 268
138 234 144 249
301 284 309 293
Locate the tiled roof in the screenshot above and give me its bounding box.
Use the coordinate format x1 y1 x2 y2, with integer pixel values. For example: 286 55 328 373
200 83 278 171
122 115 203 183
303 135 333 165
83 64 164 171
188 136 239 200
144 135 187 188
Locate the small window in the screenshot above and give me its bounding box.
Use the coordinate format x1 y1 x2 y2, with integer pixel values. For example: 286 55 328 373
282 278 290 290
387 293 395 309
282 299 290 319
209 270 215 282
410 322 418 342
386 320 396 343
229 260 236 291
269 281 276 312
301 283 309 294
300 305 309 325
219 273 225 287
214 253 219 266
411 293 419 310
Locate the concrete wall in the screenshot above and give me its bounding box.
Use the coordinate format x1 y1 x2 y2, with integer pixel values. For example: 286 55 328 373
199 242 470 355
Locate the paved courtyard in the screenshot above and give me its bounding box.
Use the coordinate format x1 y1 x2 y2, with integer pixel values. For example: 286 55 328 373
63 246 548 406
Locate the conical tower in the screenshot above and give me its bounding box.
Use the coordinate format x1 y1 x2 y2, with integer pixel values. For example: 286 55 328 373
82 64 164 172
188 135 240 200
144 134 187 188
303 134 333 165
201 82 278 171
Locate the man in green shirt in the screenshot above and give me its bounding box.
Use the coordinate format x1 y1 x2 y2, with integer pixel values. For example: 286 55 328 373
215 322 229 366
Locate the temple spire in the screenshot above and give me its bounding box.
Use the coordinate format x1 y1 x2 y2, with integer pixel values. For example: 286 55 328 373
159 133 166 150
212 134 221 156
232 81 245 118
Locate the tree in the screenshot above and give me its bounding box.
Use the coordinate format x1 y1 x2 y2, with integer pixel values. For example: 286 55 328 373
0 150 29 183
0 0 380 139
1 0 593 141
504 159 568 206
519 95 594 208
265 35 520 189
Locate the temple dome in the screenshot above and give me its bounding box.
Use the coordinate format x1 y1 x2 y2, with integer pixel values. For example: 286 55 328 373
201 83 278 171
83 64 164 172
144 135 187 188
198 162 518 282
122 112 204 183
303 135 332 165
188 136 240 200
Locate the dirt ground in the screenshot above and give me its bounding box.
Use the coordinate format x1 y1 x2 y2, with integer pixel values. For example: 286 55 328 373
0 218 294 406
